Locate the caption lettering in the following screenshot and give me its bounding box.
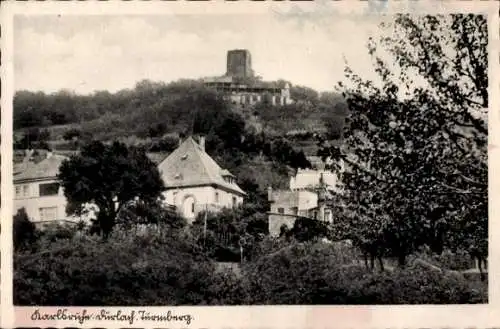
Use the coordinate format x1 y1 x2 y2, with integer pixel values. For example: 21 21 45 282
31 308 193 325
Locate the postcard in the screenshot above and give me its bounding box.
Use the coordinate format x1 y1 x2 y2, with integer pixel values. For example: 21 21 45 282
1 0 499 328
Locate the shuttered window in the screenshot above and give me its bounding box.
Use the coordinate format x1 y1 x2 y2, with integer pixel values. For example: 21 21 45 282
39 207 58 221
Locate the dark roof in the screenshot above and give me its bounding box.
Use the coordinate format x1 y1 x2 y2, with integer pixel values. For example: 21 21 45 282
14 154 68 182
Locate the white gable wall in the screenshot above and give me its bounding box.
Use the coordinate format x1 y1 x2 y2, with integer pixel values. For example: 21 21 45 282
164 185 244 223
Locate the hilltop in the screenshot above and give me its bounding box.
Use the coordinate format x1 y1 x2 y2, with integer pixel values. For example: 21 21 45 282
13 79 348 203
14 79 347 139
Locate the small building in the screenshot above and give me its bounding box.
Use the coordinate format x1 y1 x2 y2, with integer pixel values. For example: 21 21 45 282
14 150 78 227
267 170 339 237
267 189 317 236
157 136 246 223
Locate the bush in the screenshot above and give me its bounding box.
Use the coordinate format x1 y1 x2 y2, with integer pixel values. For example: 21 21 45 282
13 226 227 306
14 232 487 305
415 248 474 271
13 208 38 252
243 241 487 304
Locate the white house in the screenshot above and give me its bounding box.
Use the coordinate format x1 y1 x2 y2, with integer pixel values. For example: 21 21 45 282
157 136 246 223
13 151 77 227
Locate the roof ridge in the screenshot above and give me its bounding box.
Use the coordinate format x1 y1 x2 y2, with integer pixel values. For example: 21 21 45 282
188 137 220 184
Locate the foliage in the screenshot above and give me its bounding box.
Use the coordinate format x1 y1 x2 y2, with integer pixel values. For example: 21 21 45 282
58 140 166 238
290 85 319 105
289 217 329 242
192 205 268 262
116 199 187 231
62 128 82 141
322 14 488 266
13 226 229 306
14 128 51 150
415 247 474 271
148 135 179 153
13 208 37 252
243 240 486 304
14 226 487 305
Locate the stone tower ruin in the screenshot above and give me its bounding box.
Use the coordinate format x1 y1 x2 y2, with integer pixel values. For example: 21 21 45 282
226 49 254 78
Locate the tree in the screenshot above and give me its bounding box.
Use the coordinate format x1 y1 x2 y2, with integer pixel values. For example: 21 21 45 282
58 141 166 238
149 135 179 153
13 208 37 251
322 14 487 267
14 128 51 150
290 85 319 105
290 217 328 242
63 128 82 141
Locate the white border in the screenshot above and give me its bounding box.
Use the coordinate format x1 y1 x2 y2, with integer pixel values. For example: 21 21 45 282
1 1 499 328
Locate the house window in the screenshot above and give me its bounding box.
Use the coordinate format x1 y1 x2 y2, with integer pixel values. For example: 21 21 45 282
232 196 237 206
17 185 30 198
215 191 219 203
39 206 58 221
191 202 195 213
278 207 284 214
39 183 59 196
15 186 22 198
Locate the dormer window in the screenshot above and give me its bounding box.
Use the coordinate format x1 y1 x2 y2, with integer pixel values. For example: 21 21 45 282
174 173 182 180
181 154 188 160
220 169 235 184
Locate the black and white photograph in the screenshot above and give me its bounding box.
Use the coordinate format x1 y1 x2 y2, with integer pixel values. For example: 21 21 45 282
2 0 498 327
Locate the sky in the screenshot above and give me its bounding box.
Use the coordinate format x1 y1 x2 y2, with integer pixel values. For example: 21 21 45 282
14 11 385 94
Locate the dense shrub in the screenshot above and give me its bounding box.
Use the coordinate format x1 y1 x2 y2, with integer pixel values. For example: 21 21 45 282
13 226 226 305
243 241 487 304
14 228 487 305
13 208 37 252
417 248 474 271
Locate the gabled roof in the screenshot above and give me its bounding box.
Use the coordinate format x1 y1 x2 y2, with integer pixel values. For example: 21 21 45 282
14 154 68 183
157 136 246 196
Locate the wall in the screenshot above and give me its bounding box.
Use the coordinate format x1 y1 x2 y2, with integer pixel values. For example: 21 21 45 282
268 213 297 237
226 50 252 78
268 190 320 236
164 185 244 223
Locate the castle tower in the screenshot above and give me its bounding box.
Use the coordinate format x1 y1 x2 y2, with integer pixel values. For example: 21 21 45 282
226 49 254 78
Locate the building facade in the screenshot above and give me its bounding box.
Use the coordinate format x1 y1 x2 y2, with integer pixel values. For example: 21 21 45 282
267 170 338 236
14 151 77 227
157 136 246 223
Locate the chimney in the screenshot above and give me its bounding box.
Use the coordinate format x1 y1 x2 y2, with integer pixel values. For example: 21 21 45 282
25 149 35 162
267 186 273 201
199 136 205 152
